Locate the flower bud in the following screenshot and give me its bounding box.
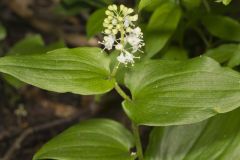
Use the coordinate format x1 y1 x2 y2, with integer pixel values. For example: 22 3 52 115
108 5 114 10
105 10 112 16
103 23 108 27
108 25 113 29
105 29 111 34
130 15 138 21
120 5 125 11
112 19 117 25
113 5 117 10
116 24 122 29
112 29 118 35
115 44 123 50
127 8 134 14
126 27 132 32
108 16 114 20
118 16 123 21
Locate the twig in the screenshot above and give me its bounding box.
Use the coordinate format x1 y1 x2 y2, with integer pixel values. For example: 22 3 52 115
0 128 22 142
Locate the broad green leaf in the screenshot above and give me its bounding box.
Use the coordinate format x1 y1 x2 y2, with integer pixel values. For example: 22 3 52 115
145 108 240 160
34 119 135 160
145 2 181 58
227 44 240 68
138 0 166 12
123 57 240 126
0 47 115 95
7 34 65 56
205 44 240 68
202 15 240 42
87 9 105 38
182 0 201 9
138 0 153 11
162 47 188 60
2 34 65 88
139 0 175 11
7 35 44 55
205 44 239 63
0 24 6 40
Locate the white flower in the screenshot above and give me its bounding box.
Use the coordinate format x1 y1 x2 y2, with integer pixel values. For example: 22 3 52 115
132 27 142 36
99 4 144 66
115 43 124 50
126 27 145 53
124 51 135 64
124 16 132 28
117 50 140 65
99 35 115 50
117 53 127 64
126 34 141 47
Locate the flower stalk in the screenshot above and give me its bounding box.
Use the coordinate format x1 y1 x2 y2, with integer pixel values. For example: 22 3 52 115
101 5 145 160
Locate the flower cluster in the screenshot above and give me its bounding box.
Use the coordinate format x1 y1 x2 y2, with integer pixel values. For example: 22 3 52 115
99 4 145 66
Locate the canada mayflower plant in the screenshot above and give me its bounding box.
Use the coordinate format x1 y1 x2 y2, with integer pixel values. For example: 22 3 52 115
99 4 145 66
0 1 240 160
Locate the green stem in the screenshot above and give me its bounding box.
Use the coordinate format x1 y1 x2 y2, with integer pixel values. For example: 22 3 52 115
132 123 144 160
193 26 210 48
114 82 144 159
113 77 143 158
202 0 211 12
114 83 131 101
111 62 120 77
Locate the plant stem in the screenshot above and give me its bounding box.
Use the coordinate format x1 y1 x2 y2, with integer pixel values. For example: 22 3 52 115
132 123 144 160
111 62 120 77
203 0 211 12
193 26 210 48
114 83 131 101
114 82 144 159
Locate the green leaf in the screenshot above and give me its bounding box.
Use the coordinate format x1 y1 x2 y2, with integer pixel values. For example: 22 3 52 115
123 57 240 126
162 47 188 60
204 44 240 68
7 34 65 56
34 119 135 160
145 2 182 58
0 24 6 40
139 0 175 11
202 15 240 42
182 0 201 9
2 34 65 88
7 35 45 55
87 8 105 38
138 0 153 11
204 44 239 63
227 44 240 68
0 47 115 95
145 108 240 160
